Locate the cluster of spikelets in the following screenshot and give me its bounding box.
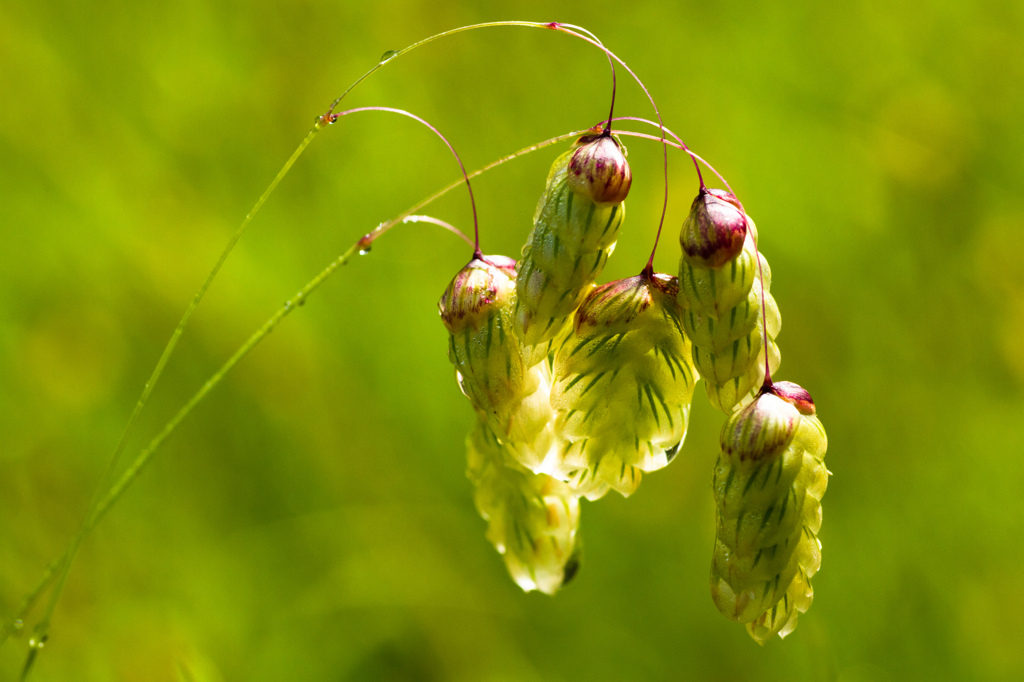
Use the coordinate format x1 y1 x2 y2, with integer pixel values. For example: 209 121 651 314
438 128 828 644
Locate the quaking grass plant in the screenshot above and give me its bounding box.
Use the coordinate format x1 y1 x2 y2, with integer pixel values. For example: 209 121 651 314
2 20 830 678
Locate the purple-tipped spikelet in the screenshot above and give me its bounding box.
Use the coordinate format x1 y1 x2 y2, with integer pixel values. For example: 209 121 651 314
677 189 781 413
466 418 582 595
546 273 698 498
679 188 748 268
710 382 828 644
439 255 555 471
567 132 632 205
515 130 631 364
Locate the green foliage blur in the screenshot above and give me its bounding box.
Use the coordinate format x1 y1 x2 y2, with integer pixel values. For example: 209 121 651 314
2 1 1023 680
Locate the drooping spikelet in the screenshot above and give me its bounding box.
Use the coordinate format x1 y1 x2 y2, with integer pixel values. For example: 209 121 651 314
710 381 828 644
466 418 582 595
677 188 781 413
547 273 699 498
439 255 555 470
515 130 631 364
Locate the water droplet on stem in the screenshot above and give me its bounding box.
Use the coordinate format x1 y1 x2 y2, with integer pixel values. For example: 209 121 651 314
379 50 399 64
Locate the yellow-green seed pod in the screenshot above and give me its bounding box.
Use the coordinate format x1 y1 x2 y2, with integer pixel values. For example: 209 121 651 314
677 189 781 413
466 419 582 595
710 381 828 644
439 255 555 470
515 131 631 364
547 273 699 498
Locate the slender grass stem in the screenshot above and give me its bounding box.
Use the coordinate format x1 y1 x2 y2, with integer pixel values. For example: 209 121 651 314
4 128 581 676
9 20 638 672
3 127 322 667
324 21 573 115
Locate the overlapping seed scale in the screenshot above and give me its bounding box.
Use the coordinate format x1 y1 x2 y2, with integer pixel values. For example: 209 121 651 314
678 231 782 413
466 420 581 596
547 275 698 498
678 230 761 316
746 565 814 644
701 340 781 414
515 149 625 358
689 292 780 385
440 257 556 471
681 251 772 351
710 395 829 643
742 422 827 644
448 301 555 470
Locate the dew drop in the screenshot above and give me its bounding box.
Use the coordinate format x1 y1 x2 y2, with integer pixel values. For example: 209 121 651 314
12 619 24 631
358 247 372 255
379 50 399 64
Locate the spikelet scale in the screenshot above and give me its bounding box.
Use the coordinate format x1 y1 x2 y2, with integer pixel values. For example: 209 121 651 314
547 274 698 498
710 384 828 643
677 190 781 412
466 419 581 595
439 255 555 470
515 134 630 363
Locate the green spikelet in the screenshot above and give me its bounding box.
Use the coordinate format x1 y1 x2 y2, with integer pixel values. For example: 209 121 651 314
515 131 631 364
439 255 555 470
466 419 582 595
710 381 828 644
677 189 781 413
547 273 699 498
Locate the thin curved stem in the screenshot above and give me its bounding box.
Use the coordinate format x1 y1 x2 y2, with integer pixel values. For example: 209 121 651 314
9 127 322 664
324 21 557 116
8 21 650 672
9 19 647 663
610 120 731 193
360 129 583 248
557 23 617 133
402 215 475 247
4 127 583 669
324 106 480 256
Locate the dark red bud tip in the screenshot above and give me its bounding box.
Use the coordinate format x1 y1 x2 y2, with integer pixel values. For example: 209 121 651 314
438 255 517 332
567 133 632 205
769 381 816 415
679 188 748 268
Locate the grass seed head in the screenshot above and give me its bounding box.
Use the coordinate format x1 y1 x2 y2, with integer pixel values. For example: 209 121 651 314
721 392 799 463
439 255 518 335
514 139 628 358
440 254 558 472
710 382 829 643
466 420 582 595
547 273 698 497
680 188 748 269
567 131 632 205
677 207 782 413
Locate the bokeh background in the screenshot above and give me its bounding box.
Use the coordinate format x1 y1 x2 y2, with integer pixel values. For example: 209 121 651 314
2 1 1023 680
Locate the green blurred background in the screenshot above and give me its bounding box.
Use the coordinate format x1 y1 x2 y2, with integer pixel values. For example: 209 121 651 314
2 1 1022 680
